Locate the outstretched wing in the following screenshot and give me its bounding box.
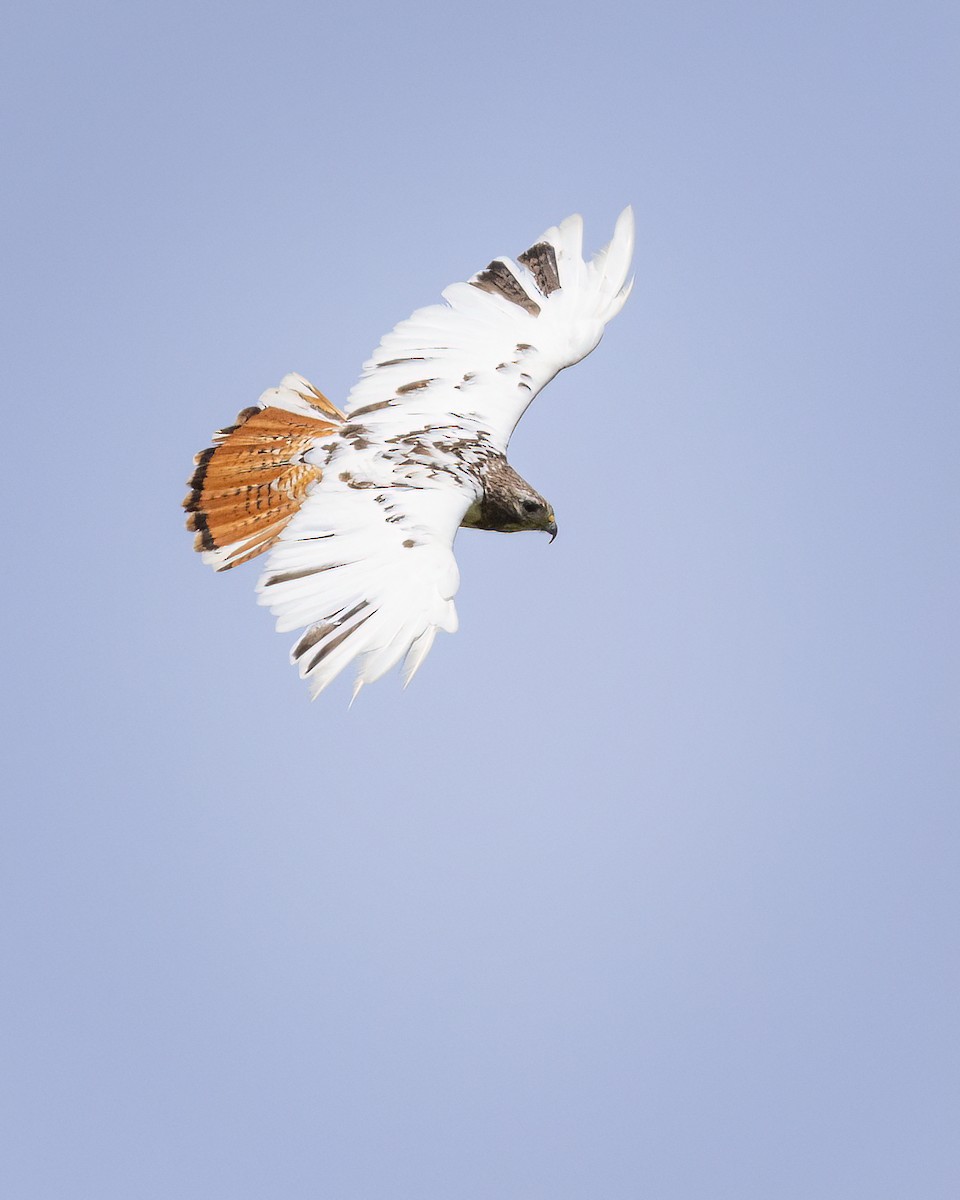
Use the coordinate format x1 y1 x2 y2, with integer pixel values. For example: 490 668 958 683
342 207 634 451
255 459 473 699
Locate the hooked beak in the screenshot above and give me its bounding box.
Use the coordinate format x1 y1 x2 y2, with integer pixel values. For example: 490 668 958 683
546 518 558 543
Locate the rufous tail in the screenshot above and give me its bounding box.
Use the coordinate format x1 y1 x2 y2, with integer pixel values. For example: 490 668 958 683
184 376 342 571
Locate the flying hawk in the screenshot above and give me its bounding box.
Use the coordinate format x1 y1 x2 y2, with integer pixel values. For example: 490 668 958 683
185 208 634 698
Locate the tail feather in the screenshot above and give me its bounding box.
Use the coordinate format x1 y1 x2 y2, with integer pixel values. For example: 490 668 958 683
184 394 340 571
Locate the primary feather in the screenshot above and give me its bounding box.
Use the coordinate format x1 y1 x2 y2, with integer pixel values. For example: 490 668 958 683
185 208 635 698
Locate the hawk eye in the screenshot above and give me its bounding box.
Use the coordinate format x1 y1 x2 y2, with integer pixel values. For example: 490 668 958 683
522 499 542 513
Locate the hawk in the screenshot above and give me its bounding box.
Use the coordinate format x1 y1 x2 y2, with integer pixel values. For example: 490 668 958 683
185 209 635 698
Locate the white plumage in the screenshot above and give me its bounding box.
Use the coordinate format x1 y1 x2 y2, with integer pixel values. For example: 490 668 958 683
186 209 634 699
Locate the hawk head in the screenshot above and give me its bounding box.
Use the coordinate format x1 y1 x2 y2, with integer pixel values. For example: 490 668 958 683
511 487 558 542
463 457 558 541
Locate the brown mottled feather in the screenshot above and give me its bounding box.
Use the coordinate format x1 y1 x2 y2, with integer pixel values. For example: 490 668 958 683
288 379 345 421
184 405 339 570
471 260 541 316
518 241 561 296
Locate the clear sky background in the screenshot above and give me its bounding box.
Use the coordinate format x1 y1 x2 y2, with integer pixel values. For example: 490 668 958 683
3 1 957 1197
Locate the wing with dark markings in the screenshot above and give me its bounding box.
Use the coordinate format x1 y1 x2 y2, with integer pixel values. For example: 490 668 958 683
255 475 472 699
342 208 635 453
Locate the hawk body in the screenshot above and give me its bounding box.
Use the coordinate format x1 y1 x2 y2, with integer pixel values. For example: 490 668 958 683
186 209 634 697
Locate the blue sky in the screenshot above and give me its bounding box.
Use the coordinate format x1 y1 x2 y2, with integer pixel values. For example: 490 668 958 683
3 1 958 1196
